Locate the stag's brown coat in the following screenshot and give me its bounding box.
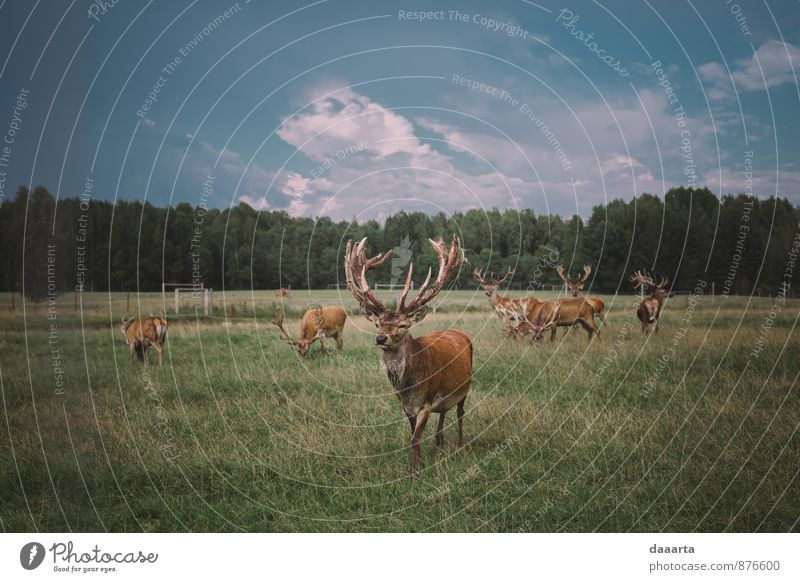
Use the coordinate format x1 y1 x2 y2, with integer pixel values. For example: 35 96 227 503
121 315 168 366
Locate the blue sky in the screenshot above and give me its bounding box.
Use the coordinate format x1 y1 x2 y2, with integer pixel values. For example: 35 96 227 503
0 0 798 220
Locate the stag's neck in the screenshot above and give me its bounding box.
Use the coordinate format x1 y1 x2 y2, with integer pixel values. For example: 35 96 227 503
380 334 416 393
488 290 501 307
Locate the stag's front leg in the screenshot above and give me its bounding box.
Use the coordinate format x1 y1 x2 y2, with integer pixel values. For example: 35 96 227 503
335 333 343 352
318 337 327 353
410 406 431 477
128 341 135 360
435 412 446 447
152 344 164 367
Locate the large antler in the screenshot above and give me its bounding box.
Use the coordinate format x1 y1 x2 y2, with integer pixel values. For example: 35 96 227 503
344 237 393 318
576 265 592 286
312 305 326 338
400 235 463 315
655 274 669 289
271 309 294 342
473 267 514 287
629 270 655 290
557 265 592 289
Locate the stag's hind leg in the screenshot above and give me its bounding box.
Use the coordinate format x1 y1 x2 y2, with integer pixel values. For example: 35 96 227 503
435 412 446 446
580 319 598 342
335 332 343 352
456 398 466 446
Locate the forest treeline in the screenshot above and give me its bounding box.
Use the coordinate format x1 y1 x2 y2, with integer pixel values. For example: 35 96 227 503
1 184 798 300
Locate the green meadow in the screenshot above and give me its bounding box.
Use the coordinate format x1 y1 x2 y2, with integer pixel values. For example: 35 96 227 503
0 290 797 532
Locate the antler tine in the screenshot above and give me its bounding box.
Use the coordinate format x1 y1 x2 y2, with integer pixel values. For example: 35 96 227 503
576 264 592 286
657 274 669 288
473 267 487 285
271 309 293 341
629 269 655 289
556 264 571 285
403 235 461 314
545 301 561 329
344 237 392 317
398 263 414 311
495 267 514 285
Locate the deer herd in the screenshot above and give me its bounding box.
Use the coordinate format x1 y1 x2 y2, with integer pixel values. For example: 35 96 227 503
119 234 677 476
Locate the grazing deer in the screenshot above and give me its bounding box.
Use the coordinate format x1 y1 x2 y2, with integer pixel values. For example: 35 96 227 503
345 235 472 476
556 264 606 327
629 271 674 334
515 295 599 342
121 315 168 366
520 299 561 343
473 268 527 337
274 288 293 299
272 306 347 358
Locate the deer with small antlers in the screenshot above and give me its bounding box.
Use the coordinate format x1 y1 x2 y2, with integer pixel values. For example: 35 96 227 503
473 268 528 337
272 305 347 358
121 314 168 366
556 264 606 328
274 288 293 299
345 235 472 477
629 270 674 334
519 299 561 344
513 294 599 342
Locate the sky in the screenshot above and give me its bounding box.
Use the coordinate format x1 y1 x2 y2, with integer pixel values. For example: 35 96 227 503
0 0 798 221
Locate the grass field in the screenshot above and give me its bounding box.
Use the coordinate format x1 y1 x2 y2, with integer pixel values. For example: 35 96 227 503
1 290 798 532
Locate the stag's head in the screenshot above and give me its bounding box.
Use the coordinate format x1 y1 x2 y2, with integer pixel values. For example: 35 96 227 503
557 264 591 297
272 309 312 358
473 267 513 298
527 301 561 343
345 235 463 351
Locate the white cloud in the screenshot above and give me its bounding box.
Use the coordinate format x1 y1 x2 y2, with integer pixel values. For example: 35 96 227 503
700 40 800 100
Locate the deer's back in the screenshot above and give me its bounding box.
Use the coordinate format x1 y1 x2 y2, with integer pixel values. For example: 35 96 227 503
300 306 346 337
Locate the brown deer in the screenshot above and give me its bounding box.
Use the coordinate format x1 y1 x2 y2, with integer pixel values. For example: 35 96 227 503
514 295 599 342
345 235 472 476
272 306 347 358
473 268 527 337
556 264 606 327
274 288 293 299
520 299 561 343
629 271 674 334
121 315 168 366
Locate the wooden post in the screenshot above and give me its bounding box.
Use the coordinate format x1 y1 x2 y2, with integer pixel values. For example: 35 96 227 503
126 291 130 313
203 288 210 316
711 281 715 298
174 288 180 314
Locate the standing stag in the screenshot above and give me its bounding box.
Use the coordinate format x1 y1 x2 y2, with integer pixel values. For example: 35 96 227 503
272 305 347 358
121 314 168 366
345 235 472 476
556 264 606 327
473 268 526 337
629 271 674 334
